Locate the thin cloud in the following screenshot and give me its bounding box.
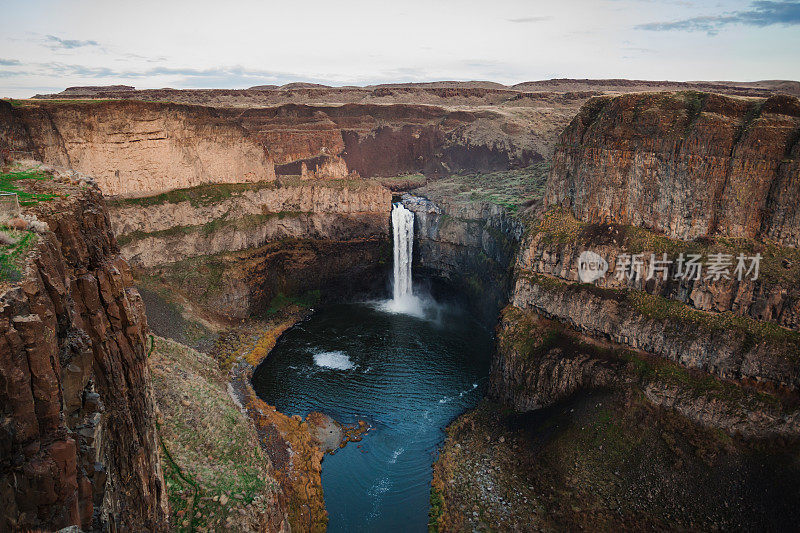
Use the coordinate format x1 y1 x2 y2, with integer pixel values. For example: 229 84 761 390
44 35 101 49
622 46 655 53
0 59 21 66
507 16 552 23
636 1 800 34
0 62 340 88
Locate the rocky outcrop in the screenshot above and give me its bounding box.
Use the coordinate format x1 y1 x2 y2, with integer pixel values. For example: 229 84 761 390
4 100 275 196
490 92 800 439
519 210 800 331
111 181 392 318
2 99 547 199
234 103 542 178
490 307 619 412
490 305 800 437
401 194 523 318
110 181 391 237
121 212 388 269
0 184 167 530
511 274 799 390
545 92 800 246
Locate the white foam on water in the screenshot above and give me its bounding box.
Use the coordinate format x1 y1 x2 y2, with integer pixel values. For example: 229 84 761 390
458 383 479 398
367 476 393 520
388 447 405 464
377 294 426 318
312 350 355 370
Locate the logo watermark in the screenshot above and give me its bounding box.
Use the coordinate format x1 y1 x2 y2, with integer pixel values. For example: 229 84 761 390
578 250 609 282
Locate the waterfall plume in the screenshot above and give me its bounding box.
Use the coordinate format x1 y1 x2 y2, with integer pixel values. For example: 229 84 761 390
392 203 414 301
380 202 425 316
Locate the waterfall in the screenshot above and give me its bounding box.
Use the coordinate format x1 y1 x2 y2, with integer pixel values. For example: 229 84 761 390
391 203 414 301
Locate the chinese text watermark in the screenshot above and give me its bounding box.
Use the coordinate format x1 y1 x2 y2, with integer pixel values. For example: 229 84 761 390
578 251 761 282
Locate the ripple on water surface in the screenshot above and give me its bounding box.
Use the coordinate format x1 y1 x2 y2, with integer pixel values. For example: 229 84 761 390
251 301 492 532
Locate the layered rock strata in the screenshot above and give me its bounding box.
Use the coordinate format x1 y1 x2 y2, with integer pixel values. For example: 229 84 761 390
2 100 274 196
110 181 392 318
491 91 800 438
401 194 523 319
0 183 168 530
544 92 800 246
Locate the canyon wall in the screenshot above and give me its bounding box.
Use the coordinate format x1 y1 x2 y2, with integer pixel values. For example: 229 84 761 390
3 100 275 197
109 180 392 318
544 92 800 246
492 91 800 436
0 184 168 530
3 99 545 200
401 194 523 320
230 103 542 179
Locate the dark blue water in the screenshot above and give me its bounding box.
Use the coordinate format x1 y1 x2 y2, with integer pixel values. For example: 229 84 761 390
251 301 492 531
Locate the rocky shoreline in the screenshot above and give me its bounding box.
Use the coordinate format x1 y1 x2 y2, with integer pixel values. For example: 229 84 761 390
431 394 800 532
210 308 369 532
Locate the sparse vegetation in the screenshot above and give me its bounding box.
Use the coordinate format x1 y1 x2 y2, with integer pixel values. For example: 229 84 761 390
415 164 550 214
521 272 800 361
0 168 59 205
680 90 709 133
265 290 320 316
116 211 304 246
432 392 800 532
0 230 36 282
107 181 279 208
150 336 282 532
532 208 800 285
428 486 444 532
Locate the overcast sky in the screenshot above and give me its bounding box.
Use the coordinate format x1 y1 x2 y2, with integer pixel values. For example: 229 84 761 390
1 0 798 97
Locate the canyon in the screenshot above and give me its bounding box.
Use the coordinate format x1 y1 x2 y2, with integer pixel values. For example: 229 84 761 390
1 81 799 531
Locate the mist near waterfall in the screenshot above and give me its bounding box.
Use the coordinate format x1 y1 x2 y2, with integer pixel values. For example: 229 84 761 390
378 202 441 319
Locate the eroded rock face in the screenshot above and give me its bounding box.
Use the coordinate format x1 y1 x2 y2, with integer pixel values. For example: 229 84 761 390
545 93 800 246
0 187 168 531
517 220 800 331
401 194 523 320
2 100 545 199
491 92 800 439
7 101 275 196
489 309 619 412
113 183 391 236
109 182 392 318
511 275 799 390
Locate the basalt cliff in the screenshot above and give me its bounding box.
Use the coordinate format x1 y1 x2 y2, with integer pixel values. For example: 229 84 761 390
496 91 800 425
432 92 800 532
544 92 800 245
0 182 169 531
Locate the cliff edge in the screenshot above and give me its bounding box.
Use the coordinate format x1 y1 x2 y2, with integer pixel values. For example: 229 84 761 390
0 169 168 530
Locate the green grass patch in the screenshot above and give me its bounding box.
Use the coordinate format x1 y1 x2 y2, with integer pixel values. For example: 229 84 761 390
0 168 59 205
264 290 321 315
416 164 550 215
428 486 444 533
0 230 36 282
